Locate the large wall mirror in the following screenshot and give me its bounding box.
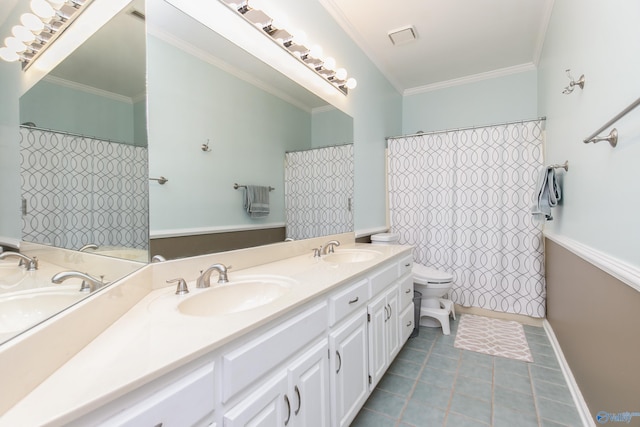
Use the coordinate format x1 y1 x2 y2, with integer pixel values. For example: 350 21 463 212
1 0 353 345
19 0 149 262
146 0 354 259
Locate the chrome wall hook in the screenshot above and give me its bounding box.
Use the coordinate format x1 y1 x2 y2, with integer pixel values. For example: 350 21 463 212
201 139 212 152
562 69 585 94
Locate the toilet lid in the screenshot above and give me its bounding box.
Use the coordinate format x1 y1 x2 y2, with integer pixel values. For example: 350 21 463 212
412 264 453 285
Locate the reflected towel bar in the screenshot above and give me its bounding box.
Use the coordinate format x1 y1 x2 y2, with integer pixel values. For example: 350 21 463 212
584 96 640 147
234 183 275 191
150 176 168 185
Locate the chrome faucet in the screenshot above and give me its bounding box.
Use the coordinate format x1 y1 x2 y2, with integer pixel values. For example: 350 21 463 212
51 271 105 292
196 263 229 288
78 243 98 252
0 251 38 271
321 240 341 255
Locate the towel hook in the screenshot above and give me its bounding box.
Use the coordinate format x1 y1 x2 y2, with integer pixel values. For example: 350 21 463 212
562 69 585 95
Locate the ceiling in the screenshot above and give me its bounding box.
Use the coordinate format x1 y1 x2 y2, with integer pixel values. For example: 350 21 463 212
320 0 555 94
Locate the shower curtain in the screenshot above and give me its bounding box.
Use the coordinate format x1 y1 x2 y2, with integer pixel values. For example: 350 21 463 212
19 127 148 251
387 120 545 317
284 144 354 240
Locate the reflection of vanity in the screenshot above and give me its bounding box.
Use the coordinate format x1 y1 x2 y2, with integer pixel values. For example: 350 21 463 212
0 234 414 426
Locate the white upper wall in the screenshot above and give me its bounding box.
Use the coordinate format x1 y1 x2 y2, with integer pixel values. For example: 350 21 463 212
538 0 640 267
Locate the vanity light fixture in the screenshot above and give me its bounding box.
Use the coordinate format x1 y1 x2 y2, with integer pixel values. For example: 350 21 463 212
220 0 357 95
0 0 93 69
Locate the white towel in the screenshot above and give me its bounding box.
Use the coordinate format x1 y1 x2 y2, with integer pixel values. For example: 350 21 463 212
531 166 561 221
243 185 270 218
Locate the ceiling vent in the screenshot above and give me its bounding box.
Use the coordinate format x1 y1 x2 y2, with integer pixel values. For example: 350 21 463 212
388 25 417 46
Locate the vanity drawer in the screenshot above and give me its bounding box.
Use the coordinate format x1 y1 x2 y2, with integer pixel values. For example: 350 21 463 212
222 302 328 403
400 303 415 344
329 279 368 326
398 255 413 277
369 262 399 297
103 362 215 427
398 274 414 310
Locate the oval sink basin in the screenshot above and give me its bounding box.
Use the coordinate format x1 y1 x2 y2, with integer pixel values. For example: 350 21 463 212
0 288 85 334
323 249 381 264
178 276 295 317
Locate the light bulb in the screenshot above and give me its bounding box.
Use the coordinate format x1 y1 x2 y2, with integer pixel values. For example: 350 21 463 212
12 26 36 44
323 57 336 70
46 0 66 10
335 68 347 80
293 31 308 46
30 0 55 21
5 37 27 53
346 78 357 89
309 44 323 59
21 13 45 34
0 47 20 62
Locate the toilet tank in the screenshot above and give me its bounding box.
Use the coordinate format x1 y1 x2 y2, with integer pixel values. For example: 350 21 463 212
370 232 400 245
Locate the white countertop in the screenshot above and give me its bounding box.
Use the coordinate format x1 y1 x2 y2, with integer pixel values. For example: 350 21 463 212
0 243 412 426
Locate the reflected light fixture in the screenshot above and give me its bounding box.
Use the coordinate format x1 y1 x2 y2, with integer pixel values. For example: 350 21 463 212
220 0 357 95
0 0 93 69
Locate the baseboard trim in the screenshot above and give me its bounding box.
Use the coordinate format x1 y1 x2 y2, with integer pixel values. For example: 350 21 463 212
454 304 544 326
543 319 595 427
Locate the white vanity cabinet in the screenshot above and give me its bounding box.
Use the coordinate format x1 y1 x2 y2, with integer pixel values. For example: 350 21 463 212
367 283 400 389
328 308 369 427
220 302 330 427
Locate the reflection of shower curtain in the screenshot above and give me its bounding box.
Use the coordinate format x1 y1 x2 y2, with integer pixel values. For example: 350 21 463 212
387 120 545 317
19 128 148 251
284 144 354 240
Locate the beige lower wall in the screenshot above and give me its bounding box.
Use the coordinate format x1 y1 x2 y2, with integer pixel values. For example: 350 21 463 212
150 227 286 260
545 239 640 423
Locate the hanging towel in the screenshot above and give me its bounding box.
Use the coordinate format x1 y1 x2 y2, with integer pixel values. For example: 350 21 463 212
531 166 561 221
243 185 270 218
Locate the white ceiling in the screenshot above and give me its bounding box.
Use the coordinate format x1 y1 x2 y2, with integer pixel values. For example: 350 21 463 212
320 0 555 94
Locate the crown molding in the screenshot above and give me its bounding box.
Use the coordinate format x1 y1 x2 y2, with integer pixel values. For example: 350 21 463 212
44 75 134 104
533 0 555 65
403 63 537 96
318 0 405 95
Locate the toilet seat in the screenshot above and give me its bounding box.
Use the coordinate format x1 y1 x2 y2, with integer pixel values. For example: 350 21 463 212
412 264 453 285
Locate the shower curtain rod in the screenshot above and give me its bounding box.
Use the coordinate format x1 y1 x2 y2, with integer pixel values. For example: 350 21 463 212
385 116 547 141
19 124 132 146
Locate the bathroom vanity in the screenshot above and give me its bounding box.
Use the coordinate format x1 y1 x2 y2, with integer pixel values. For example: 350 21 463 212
0 235 414 426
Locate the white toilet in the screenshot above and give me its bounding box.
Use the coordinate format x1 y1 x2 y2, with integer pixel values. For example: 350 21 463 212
371 233 456 335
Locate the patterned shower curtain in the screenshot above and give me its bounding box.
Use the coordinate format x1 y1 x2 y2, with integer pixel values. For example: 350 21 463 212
19 127 148 251
387 120 546 317
284 144 354 240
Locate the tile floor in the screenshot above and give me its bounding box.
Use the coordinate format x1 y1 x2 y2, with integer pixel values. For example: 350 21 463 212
352 316 584 427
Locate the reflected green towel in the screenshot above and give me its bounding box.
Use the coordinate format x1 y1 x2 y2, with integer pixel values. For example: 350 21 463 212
244 185 270 218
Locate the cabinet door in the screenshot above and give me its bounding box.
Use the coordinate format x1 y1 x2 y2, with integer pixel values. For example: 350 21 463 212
367 292 388 389
329 309 368 427
288 339 330 427
223 372 288 427
386 284 400 361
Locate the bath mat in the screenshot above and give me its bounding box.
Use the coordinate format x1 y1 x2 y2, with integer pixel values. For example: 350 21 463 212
454 314 533 362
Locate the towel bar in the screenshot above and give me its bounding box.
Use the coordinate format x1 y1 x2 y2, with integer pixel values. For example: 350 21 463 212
234 183 275 191
550 161 569 172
